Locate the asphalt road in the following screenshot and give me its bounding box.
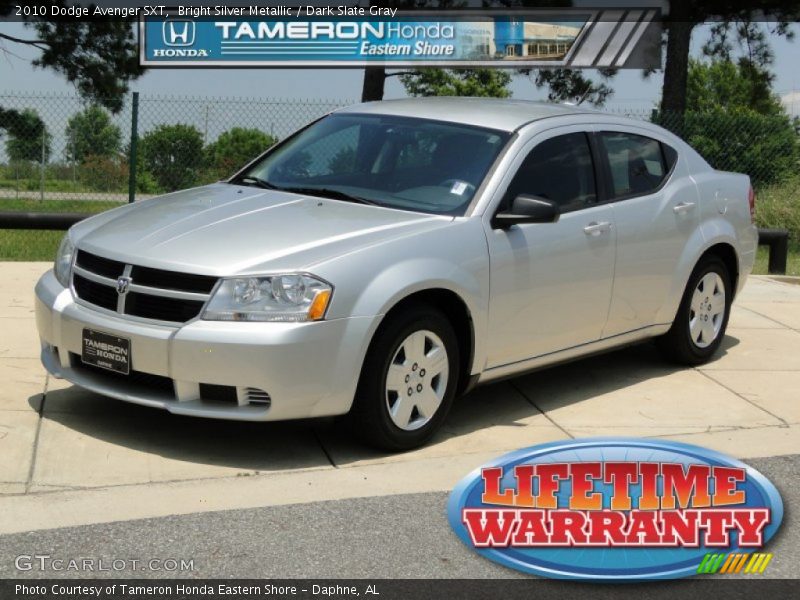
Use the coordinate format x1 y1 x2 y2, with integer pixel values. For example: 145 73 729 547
0 454 797 581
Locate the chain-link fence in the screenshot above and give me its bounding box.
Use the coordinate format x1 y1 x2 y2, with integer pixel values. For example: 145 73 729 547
0 91 351 203
1 92 798 262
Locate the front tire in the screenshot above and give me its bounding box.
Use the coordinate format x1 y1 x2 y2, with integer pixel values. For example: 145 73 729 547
349 305 460 451
657 255 732 365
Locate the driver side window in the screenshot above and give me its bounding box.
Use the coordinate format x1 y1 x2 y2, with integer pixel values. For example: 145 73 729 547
504 132 597 213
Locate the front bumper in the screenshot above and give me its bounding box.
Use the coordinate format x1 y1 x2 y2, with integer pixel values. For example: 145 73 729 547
35 269 377 421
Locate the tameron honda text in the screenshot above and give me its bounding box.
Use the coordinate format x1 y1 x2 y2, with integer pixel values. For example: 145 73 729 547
448 438 782 580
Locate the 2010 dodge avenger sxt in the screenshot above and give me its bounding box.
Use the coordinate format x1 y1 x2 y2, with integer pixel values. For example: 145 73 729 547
35 98 758 450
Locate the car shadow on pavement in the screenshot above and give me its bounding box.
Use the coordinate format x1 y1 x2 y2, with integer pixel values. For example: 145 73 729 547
28 336 740 480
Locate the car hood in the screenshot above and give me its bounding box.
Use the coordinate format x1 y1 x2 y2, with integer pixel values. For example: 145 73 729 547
72 184 452 274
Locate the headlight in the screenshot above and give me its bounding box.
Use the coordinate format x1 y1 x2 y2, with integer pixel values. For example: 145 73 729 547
53 234 75 288
202 274 333 322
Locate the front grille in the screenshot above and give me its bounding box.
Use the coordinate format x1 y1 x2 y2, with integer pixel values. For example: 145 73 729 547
72 250 218 324
126 291 206 322
75 251 125 278
129 265 217 294
73 273 118 311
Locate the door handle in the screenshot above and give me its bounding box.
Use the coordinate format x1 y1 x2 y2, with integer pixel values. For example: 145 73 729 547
583 221 612 236
673 201 696 214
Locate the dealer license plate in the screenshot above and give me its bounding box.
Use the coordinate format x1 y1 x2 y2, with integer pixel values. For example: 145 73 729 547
81 328 130 375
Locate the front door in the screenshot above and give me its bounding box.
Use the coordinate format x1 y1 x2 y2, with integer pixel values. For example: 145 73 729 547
484 129 616 368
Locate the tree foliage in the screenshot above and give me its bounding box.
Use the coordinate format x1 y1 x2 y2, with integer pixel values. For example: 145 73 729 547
657 109 798 187
524 68 616 107
400 68 512 97
660 2 800 116
205 127 277 176
2 108 51 162
139 124 205 191
65 105 122 163
686 59 784 116
663 57 800 187
0 1 144 112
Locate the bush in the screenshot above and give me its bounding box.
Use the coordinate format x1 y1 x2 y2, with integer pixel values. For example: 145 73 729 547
135 169 161 194
205 127 277 179
654 109 800 187
65 105 122 163
79 155 128 192
139 124 204 191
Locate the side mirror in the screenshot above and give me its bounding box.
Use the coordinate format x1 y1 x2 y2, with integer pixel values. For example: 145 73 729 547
491 195 560 229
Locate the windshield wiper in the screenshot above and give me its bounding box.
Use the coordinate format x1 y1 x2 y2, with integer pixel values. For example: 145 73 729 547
236 176 280 190
279 186 379 206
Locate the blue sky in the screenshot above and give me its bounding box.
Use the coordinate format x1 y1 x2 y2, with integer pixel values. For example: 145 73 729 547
0 21 798 113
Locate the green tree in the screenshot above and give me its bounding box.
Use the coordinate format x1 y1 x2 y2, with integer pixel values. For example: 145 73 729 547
0 1 143 112
686 59 784 116
400 68 512 97
0 1 143 173
660 3 799 117
65 105 122 163
525 68 616 107
4 109 51 163
139 124 205 191
205 127 277 176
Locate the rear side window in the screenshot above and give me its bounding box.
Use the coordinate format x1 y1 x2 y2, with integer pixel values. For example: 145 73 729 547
504 132 597 213
599 132 675 198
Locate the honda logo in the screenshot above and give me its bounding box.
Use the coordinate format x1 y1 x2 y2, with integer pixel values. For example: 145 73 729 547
116 276 132 296
163 20 195 47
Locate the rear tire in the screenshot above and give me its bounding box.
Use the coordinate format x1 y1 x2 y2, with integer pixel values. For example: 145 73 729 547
656 255 732 366
349 304 460 451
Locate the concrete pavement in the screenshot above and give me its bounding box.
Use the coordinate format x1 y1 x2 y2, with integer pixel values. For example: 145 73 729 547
1 262 799 535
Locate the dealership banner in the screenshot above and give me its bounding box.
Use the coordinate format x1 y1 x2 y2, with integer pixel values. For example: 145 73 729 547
140 8 661 68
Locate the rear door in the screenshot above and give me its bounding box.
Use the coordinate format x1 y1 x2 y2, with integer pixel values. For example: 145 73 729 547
596 128 700 337
484 127 616 368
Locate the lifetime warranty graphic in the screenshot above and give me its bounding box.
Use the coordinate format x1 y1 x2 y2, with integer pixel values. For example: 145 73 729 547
140 9 660 68
448 438 783 580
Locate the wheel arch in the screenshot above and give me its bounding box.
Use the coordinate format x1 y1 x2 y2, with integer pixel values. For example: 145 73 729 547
656 230 741 325
698 242 739 299
369 288 477 396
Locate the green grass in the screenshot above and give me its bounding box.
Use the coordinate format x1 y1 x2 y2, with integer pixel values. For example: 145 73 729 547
755 177 800 242
0 198 124 261
0 230 64 261
0 198 123 214
753 243 800 277
751 177 799 276
0 179 106 193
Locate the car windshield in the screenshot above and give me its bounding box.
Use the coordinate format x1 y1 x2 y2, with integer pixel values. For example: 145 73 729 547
235 113 511 216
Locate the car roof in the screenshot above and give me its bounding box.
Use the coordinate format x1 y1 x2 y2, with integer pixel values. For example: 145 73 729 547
335 97 603 132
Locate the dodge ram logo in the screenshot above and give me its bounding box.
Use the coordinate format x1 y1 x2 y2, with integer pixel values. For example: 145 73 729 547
116 276 132 295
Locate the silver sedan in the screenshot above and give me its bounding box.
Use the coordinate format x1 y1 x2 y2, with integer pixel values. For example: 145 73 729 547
35 98 758 450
